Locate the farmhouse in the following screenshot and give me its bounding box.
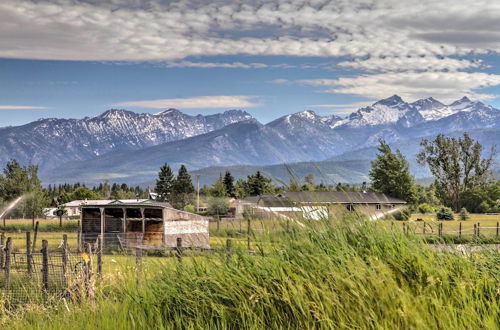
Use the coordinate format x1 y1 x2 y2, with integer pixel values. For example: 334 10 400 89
242 191 406 220
80 199 209 249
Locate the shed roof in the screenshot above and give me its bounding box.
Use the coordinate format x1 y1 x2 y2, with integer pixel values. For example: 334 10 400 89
76 199 173 208
243 191 406 206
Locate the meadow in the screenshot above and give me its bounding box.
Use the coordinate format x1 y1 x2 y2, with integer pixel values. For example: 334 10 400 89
0 215 498 329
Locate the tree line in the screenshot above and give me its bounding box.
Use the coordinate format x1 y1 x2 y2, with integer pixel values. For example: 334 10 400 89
1 132 498 218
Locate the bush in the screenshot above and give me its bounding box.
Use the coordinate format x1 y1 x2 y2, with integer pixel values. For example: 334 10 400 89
458 207 469 221
393 207 411 221
183 204 195 213
436 207 454 220
417 203 439 214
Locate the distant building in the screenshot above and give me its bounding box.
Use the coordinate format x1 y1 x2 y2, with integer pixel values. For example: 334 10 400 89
241 191 407 220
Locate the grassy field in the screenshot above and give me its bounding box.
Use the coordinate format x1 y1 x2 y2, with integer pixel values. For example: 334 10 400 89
1 216 498 329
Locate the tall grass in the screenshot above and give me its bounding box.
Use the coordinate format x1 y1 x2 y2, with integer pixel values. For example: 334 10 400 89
0 220 78 233
3 216 499 329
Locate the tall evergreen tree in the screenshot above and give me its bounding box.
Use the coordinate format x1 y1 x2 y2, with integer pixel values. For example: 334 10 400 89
172 165 195 209
370 140 417 204
223 171 235 197
155 163 175 202
246 171 273 196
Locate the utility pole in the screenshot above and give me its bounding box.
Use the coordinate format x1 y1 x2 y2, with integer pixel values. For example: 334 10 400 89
196 174 200 212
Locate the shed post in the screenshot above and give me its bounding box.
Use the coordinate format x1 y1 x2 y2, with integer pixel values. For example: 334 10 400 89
122 207 127 233
100 207 105 249
140 208 145 245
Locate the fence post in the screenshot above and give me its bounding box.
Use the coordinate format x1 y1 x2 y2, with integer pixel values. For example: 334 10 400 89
4 237 11 290
473 223 477 237
176 237 182 262
496 222 499 238
0 232 4 269
135 237 142 271
97 236 102 279
77 220 82 253
423 222 426 235
247 216 251 251
477 223 480 237
26 232 32 276
459 222 462 238
41 240 49 292
226 239 232 256
62 234 68 277
32 221 39 253
216 216 220 232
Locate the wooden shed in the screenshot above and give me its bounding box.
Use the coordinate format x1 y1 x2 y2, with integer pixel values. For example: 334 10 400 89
80 200 209 249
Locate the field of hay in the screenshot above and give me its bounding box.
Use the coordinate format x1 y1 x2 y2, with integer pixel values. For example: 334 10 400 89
1 215 498 329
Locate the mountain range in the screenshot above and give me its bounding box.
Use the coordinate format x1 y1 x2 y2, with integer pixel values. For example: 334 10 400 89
1 95 499 185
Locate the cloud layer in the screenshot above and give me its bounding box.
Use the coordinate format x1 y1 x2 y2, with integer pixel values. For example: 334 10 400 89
2 0 500 103
0 105 47 110
113 96 259 109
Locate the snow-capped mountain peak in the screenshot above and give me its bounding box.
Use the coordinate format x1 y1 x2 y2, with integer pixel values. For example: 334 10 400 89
411 97 445 111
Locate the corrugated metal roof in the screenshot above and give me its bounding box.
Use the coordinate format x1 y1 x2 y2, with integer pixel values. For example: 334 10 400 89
75 199 173 208
243 191 406 206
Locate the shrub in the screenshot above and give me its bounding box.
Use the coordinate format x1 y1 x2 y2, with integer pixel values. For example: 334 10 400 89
183 204 195 213
458 207 469 221
436 207 454 220
393 207 411 221
417 203 439 214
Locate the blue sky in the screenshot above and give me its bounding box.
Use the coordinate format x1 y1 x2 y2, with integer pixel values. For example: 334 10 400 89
2 0 500 126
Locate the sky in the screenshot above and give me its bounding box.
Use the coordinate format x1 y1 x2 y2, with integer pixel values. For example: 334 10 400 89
1 0 500 126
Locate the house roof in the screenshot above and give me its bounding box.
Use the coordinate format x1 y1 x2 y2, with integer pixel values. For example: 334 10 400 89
243 191 406 207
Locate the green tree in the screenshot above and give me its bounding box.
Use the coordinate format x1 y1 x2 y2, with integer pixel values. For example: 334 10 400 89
155 163 175 202
0 160 45 218
171 165 195 209
436 207 454 220
210 177 227 197
369 140 417 204
223 171 235 198
417 133 496 211
459 207 470 221
246 171 274 196
233 179 249 199
207 196 230 217
68 186 101 201
100 180 111 199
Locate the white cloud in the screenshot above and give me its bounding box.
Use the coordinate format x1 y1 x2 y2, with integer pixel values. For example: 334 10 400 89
338 57 485 72
0 105 47 110
300 72 500 103
1 0 499 62
113 95 260 109
2 0 500 102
